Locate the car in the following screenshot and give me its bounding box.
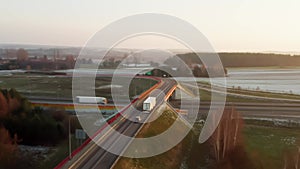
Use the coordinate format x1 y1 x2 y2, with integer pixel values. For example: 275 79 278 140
135 116 141 122
94 118 106 126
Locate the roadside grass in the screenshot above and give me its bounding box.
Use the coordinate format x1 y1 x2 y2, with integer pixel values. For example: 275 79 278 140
197 81 300 102
243 126 300 169
0 74 157 99
0 75 112 98
199 88 267 103
129 78 158 98
227 66 300 70
137 110 178 138
183 122 211 169
114 109 191 169
227 87 300 100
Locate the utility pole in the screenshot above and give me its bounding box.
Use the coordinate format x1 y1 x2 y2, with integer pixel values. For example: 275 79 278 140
27 76 32 97
57 84 61 99
69 117 72 160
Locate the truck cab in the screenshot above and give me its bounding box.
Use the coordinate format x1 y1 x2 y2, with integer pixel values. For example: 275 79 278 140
143 97 156 111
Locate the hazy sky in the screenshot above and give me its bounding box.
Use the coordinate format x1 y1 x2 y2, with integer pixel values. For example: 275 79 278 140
1 0 299 52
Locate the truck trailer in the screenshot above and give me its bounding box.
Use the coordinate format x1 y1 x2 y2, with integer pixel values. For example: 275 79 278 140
143 97 156 111
76 96 107 104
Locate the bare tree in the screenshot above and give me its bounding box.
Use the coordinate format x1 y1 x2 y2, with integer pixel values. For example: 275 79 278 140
207 107 255 169
284 146 300 169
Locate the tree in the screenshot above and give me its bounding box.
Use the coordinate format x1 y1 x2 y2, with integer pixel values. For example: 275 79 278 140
283 142 300 169
0 125 18 169
0 91 9 117
207 107 255 169
16 48 28 61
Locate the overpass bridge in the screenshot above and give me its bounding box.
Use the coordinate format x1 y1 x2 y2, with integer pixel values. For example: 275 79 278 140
54 78 178 169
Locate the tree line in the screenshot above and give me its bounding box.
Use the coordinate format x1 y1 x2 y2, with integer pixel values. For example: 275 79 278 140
174 52 300 68
0 88 72 169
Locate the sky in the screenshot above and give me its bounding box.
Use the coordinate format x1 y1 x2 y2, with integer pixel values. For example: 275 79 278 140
0 0 299 52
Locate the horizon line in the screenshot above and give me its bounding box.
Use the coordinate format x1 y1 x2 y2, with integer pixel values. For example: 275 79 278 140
0 42 300 55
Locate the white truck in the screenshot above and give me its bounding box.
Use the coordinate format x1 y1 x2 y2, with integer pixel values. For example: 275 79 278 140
76 96 107 104
143 97 156 111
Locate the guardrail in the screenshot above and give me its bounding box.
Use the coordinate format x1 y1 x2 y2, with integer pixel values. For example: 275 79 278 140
164 84 177 101
31 102 120 113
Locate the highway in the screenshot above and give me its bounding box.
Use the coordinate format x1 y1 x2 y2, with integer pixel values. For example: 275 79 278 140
180 82 300 103
62 78 177 169
38 78 300 169
170 100 300 120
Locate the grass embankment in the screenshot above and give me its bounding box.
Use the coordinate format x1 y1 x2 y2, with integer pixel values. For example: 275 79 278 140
228 66 300 69
129 78 158 98
113 109 192 169
227 87 300 100
244 126 300 169
0 75 112 98
178 120 300 169
113 109 300 169
197 81 300 102
199 88 261 103
0 74 157 99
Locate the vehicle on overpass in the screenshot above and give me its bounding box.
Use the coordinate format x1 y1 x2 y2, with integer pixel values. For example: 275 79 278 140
143 97 156 111
76 96 107 104
135 115 141 122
